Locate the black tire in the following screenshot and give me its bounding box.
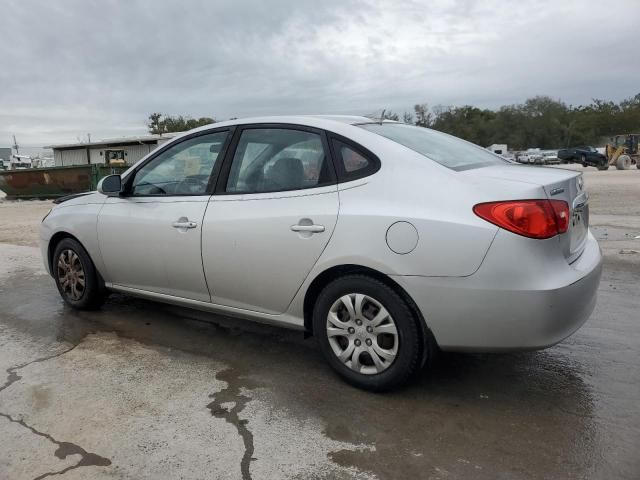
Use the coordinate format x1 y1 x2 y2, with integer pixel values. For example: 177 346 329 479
580 154 587 167
597 161 609 171
312 274 423 391
52 238 106 310
616 155 632 170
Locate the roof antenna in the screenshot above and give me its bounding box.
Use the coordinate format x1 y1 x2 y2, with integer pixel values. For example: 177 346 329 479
379 109 385 125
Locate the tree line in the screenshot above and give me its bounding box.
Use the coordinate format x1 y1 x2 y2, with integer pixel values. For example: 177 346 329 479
387 94 640 149
147 113 216 135
148 93 640 150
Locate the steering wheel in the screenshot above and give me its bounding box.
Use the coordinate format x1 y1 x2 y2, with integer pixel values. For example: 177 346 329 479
176 176 209 195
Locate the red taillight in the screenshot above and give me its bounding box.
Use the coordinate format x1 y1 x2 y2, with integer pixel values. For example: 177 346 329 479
549 199 569 234
473 199 570 239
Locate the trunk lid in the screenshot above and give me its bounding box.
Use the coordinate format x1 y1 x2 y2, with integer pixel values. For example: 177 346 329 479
465 164 589 263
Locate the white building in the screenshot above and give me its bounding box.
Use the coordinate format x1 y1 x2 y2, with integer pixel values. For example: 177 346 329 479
486 144 508 156
45 133 182 167
0 147 11 162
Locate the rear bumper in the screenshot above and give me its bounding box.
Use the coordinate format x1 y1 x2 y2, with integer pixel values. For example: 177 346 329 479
393 230 603 351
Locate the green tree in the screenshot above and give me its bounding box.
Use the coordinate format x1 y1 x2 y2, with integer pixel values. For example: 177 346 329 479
147 113 215 134
413 104 432 127
147 113 164 135
414 94 640 149
382 110 400 121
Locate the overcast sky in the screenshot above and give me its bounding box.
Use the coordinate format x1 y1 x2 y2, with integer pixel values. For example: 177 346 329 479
1 0 638 146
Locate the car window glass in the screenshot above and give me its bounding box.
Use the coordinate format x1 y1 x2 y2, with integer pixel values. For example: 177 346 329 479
132 131 228 196
359 123 509 171
226 129 330 193
334 141 371 173
329 138 379 181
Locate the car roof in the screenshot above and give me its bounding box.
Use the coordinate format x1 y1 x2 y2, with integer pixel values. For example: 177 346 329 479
181 115 389 137
226 114 374 126
154 115 387 148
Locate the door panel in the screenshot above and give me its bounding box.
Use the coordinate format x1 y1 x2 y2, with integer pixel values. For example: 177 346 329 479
97 129 230 302
98 197 211 301
202 186 338 314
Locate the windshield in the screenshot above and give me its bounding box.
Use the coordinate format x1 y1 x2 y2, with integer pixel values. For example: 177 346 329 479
358 123 510 171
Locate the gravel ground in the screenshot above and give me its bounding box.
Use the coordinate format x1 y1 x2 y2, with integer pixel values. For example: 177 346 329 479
0 197 52 247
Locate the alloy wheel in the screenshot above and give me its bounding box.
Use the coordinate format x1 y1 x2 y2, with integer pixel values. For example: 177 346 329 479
57 249 86 301
326 293 399 375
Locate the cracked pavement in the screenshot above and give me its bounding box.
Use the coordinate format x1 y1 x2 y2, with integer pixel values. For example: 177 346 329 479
0 246 376 480
0 167 639 479
0 343 111 479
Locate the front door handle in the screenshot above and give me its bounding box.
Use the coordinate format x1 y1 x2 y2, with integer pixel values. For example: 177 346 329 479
172 220 198 229
290 224 325 233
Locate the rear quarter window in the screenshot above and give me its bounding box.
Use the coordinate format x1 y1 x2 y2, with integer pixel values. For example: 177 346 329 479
330 138 380 181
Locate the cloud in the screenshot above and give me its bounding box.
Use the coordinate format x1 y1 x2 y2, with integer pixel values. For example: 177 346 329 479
0 0 638 145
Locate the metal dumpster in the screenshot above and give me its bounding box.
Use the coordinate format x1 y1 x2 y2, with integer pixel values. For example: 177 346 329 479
0 165 128 200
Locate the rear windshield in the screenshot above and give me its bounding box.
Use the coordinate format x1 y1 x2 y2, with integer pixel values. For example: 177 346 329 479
358 123 510 171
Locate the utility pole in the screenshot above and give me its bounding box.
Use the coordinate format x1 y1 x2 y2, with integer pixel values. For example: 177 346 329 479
86 134 91 165
12 135 19 156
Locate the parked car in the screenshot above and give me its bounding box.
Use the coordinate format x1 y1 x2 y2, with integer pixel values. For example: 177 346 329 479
517 149 544 165
40 116 602 391
541 150 560 165
557 146 609 170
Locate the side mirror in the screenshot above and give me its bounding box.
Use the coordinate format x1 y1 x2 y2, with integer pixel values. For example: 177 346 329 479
97 174 122 196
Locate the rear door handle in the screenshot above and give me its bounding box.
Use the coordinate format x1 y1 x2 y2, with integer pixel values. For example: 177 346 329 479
172 221 198 229
290 224 325 233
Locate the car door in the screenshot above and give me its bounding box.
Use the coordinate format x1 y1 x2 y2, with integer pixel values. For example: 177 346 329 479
98 129 231 302
202 125 339 314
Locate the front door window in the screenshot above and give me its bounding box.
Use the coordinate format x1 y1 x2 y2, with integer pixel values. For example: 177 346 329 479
131 131 228 196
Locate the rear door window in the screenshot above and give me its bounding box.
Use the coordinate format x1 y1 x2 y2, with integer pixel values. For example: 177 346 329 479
225 128 334 193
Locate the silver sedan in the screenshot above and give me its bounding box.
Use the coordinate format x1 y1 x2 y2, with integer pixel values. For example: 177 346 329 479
40 116 602 390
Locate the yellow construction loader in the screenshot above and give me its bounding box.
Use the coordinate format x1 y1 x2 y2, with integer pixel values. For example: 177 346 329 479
605 134 640 170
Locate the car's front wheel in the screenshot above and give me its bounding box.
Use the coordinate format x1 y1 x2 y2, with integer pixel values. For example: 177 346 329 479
53 238 106 310
312 274 423 391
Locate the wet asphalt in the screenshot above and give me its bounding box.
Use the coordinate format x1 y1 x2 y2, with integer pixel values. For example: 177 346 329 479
0 244 638 479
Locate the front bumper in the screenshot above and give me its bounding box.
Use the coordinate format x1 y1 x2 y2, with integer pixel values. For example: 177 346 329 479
393 230 603 351
40 229 52 276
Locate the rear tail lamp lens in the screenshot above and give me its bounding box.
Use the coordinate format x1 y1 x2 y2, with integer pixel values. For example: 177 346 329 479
473 199 570 239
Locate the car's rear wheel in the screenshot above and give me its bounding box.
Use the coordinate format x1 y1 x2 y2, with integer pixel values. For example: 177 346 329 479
53 238 106 310
312 274 422 391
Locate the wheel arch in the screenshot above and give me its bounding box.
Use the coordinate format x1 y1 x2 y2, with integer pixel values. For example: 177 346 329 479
47 231 105 287
302 264 438 365
48 231 82 273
